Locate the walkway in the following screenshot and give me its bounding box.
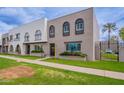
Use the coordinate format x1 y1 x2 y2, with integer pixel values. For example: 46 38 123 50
36 57 50 61
0 55 124 80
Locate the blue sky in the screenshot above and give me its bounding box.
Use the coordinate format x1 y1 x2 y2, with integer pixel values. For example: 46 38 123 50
0 7 124 40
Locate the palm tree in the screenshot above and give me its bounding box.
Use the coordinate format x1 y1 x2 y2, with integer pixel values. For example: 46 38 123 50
102 23 117 49
119 27 124 41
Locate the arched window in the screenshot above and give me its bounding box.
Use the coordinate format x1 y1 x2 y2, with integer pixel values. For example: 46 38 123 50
49 25 55 38
35 30 41 40
24 32 29 41
75 18 84 34
63 22 70 36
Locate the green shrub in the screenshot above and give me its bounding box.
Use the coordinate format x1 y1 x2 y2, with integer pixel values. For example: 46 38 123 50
60 51 87 58
31 46 44 53
31 50 44 53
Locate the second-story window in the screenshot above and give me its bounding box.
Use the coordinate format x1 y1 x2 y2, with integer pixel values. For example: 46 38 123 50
75 18 84 34
35 30 41 40
24 32 29 41
10 35 13 41
63 22 70 36
15 33 20 41
49 25 55 38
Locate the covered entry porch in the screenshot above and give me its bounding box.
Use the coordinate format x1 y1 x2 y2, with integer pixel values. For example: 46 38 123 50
23 42 48 57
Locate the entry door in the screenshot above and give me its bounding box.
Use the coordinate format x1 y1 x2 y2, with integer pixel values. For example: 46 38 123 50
6 46 8 53
50 43 55 56
26 45 30 54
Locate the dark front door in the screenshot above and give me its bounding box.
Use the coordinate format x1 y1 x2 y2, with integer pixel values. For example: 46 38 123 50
50 43 55 56
26 44 30 54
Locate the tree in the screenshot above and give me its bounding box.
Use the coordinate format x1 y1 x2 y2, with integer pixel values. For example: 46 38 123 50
102 23 117 49
110 36 117 43
119 27 124 41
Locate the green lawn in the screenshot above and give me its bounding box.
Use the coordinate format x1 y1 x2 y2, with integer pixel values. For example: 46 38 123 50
0 53 42 60
0 58 124 85
102 53 117 60
44 58 124 73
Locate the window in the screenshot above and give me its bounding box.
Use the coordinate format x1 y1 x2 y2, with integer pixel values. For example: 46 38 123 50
10 35 13 41
24 32 29 41
34 45 41 51
66 42 81 52
7 37 9 42
10 45 13 52
63 22 70 36
35 30 41 40
49 25 55 38
75 18 84 34
15 33 20 40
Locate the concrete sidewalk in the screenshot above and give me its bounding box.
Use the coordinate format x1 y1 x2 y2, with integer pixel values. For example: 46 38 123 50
0 55 124 80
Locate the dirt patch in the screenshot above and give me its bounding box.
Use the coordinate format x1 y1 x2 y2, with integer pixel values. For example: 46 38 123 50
0 66 35 79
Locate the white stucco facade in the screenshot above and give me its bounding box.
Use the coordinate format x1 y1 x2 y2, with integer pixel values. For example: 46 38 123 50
8 18 48 55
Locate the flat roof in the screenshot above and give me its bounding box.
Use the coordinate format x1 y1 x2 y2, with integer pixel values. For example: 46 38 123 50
48 7 91 22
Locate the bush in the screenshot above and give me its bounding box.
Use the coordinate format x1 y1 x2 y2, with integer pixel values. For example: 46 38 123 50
60 51 87 58
31 46 44 53
31 50 44 53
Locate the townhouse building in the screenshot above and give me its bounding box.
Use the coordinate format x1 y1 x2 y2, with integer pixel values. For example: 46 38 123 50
0 8 99 61
47 8 99 61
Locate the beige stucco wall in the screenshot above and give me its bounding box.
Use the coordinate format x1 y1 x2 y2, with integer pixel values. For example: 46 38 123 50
47 8 99 61
95 42 100 60
93 9 100 60
119 46 124 62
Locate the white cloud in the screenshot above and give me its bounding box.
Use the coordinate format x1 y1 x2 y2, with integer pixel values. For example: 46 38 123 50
0 7 46 33
0 21 17 34
0 7 46 23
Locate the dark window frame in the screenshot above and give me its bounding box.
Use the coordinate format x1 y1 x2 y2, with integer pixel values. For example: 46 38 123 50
49 25 55 38
65 41 82 52
10 35 13 41
63 21 70 36
75 18 84 35
35 30 41 40
24 32 29 42
15 33 20 41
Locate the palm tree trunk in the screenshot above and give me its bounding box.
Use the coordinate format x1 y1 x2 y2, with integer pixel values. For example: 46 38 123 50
108 29 110 49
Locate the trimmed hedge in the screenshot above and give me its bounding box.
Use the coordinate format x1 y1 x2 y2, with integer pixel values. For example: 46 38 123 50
60 51 87 58
31 50 44 53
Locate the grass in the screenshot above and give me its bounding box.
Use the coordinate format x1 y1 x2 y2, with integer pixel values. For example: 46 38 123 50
0 53 42 60
102 53 117 60
0 58 124 84
44 58 124 73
